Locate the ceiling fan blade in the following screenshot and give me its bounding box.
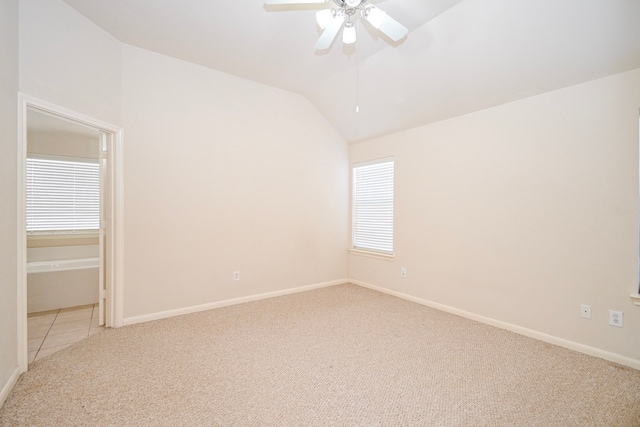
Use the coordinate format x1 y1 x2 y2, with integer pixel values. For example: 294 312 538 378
264 0 327 4
377 13 408 42
314 15 345 50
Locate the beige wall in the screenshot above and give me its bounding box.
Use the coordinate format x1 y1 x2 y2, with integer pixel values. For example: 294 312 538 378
0 0 19 404
121 45 349 318
350 69 640 361
27 130 99 160
19 0 122 125
27 234 98 248
18 0 350 322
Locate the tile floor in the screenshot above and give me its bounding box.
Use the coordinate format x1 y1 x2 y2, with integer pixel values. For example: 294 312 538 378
28 304 103 364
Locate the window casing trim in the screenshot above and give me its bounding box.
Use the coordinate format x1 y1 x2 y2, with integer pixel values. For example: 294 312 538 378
348 248 395 260
351 157 394 255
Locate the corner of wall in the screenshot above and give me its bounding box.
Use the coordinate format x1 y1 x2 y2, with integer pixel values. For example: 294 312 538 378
0 0 20 408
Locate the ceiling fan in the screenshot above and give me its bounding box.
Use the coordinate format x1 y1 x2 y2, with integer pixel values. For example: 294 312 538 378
265 0 409 50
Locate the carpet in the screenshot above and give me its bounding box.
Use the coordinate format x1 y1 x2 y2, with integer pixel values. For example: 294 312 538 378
1 284 639 426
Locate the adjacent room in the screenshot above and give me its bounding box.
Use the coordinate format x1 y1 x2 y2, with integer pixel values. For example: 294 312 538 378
25 109 105 363
1 0 639 424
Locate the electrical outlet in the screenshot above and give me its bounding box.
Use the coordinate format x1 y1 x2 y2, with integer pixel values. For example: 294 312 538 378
609 310 623 327
580 304 591 319
400 268 407 278
233 271 240 281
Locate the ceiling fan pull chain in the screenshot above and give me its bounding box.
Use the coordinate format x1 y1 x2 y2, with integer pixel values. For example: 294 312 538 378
356 59 360 113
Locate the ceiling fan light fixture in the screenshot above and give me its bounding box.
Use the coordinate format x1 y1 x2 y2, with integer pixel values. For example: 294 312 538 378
316 9 335 30
363 5 386 29
343 22 356 44
344 0 362 7
265 0 406 49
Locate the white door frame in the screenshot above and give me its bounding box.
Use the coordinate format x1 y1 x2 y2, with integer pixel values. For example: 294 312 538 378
17 93 124 372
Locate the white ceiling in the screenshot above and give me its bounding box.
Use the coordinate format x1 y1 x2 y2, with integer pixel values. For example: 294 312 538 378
61 0 640 143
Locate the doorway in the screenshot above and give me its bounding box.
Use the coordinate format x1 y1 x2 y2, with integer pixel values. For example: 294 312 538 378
17 94 124 372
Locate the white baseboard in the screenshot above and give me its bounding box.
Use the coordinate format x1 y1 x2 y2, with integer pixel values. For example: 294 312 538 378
351 279 640 371
124 279 347 326
0 367 22 409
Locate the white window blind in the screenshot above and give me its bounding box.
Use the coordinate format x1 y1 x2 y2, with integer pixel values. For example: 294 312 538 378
26 157 100 232
353 159 394 253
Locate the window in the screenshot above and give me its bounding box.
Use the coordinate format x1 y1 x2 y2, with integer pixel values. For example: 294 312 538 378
26 157 100 233
352 158 394 254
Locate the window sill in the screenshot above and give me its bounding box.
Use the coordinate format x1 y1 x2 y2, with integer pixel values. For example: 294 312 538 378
27 230 100 239
630 294 640 307
28 232 99 240
348 248 395 261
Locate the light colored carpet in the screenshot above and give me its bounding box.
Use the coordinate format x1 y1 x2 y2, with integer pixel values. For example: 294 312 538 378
1 283 640 426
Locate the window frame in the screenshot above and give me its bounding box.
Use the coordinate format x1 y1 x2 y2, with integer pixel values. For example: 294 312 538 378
351 157 395 257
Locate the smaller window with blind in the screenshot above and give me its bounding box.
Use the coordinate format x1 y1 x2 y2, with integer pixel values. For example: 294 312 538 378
26 157 100 233
352 158 394 254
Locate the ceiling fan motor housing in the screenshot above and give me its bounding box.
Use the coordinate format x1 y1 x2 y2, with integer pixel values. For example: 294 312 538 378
334 0 367 8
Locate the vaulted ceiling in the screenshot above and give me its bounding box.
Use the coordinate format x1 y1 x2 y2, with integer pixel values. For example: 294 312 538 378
62 0 640 143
